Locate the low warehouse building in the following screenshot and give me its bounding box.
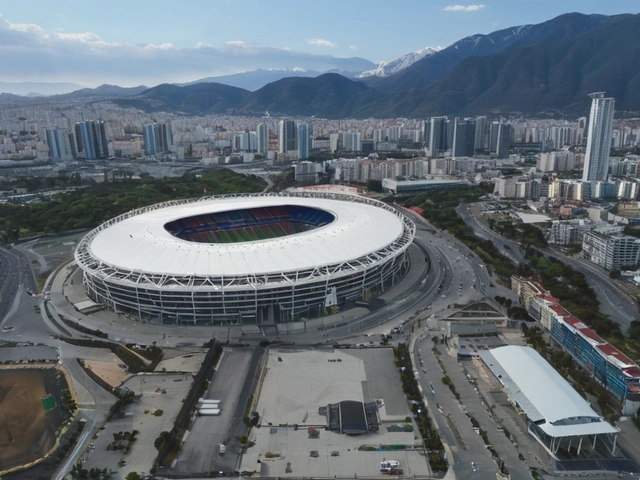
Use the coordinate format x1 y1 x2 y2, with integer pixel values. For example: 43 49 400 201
479 345 618 459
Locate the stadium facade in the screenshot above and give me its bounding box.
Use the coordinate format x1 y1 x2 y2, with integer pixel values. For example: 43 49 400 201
75 192 415 325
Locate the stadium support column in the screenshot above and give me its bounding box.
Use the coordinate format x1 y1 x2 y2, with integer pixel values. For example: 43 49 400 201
577 437 583 456
611 433 617 455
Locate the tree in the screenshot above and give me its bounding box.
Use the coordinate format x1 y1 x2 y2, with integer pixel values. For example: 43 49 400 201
125 472 140 480
154 431 170 451
366 179 383 193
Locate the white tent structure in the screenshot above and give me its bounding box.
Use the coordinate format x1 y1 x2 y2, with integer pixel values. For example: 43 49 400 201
479 345 618 459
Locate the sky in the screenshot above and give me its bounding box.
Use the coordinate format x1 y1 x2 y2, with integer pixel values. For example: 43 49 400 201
0 0 638 88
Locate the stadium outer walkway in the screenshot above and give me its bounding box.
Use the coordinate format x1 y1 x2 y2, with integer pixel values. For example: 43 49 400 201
45 240 428 344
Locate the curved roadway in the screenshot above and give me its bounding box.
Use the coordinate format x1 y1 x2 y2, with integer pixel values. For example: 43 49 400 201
457 203 638 333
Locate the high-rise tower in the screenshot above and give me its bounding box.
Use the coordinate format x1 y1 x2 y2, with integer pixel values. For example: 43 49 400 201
75 120 109 159
297 123 309 159
143 123 174 156
278 120 297 155
582 92 615 182
257 123 269 155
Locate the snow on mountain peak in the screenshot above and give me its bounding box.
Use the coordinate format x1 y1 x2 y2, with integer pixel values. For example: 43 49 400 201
357 46 440 78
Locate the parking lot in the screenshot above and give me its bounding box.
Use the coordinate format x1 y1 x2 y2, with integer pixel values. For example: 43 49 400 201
81 373 190 477
241 348 430 478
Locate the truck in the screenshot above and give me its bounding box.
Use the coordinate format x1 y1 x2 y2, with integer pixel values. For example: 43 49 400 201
381 468 403 475
380 460 400 470
198 408 221 416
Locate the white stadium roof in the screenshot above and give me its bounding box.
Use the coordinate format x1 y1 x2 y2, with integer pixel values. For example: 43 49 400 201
86 195 406 277
479 346 617 438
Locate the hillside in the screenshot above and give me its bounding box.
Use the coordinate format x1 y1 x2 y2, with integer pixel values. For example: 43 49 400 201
366 12 610 92
235 73 383 118
383 13 640 117
112 82 251 114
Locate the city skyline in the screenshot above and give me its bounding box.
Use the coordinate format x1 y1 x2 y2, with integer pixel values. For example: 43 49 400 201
0 2 638 88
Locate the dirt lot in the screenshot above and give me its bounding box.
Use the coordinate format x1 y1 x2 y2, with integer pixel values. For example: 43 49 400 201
0 368 68 472
84 352 131 388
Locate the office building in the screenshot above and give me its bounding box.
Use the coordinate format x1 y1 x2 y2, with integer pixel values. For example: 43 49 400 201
257 123 269 155
538 150 576 172
382 178 471 195
474 116 488 154
343 132 362 152
235 131 256 152
427 117 448 157
294 160 322 184
582 92 615 182
278 120 296 154
582 229 640 271
329 133 340 153
143 123 174 156
75 120 109 160
451 118 475 157
297 123 309 159
46 128 76 160
490 122 511 159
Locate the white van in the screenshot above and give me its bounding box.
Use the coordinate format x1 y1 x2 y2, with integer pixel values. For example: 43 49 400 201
219 444 226 454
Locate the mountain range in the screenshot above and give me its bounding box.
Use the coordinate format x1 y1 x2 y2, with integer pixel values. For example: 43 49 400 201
179 68 365 92
3 12 640 118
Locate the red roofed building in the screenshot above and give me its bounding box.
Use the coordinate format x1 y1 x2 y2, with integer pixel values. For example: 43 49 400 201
512 277 640 414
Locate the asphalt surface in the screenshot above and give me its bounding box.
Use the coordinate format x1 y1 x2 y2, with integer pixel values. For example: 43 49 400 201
415 333 534 480
173 347 255 474
0 245 39 325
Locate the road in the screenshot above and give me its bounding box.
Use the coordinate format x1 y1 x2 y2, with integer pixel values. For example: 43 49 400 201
457 203 639 333
456 204 527 265
0 245 39 325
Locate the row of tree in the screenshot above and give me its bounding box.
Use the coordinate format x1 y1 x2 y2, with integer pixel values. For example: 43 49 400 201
0 169 266 242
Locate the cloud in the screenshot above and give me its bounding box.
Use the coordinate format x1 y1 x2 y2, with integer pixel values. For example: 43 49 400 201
225 40 248 47
143 43 176 50
0 15 374 86
349 45 358 51
306 38 337 48
443 4 486 12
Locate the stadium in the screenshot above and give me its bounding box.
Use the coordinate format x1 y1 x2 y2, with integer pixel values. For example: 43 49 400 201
75 192 415 325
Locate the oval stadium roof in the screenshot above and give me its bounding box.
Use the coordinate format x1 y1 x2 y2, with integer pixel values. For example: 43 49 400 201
86 195 406 277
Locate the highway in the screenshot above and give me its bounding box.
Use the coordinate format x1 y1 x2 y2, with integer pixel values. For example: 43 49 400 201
456 203 639 333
